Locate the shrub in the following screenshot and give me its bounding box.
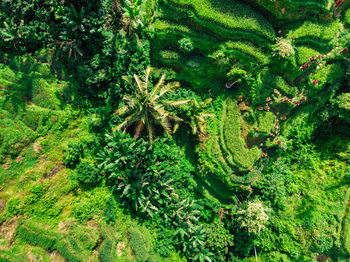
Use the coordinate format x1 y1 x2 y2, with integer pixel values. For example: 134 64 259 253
5 198 22 216
63 142 83 168
75 160 101 187
159 50 181 60
273 38 295 58
178 38 194 53
71 199 95 222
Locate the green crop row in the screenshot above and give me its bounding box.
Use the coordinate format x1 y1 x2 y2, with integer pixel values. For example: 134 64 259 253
151 19 219 52
296 46 321 65
16 221 102 261
289 21 340 43
128 227 152 262
224 41 270 65
345 8 350 27
258 112 276 134
342 192 350 254
157 1 273 46
16 220 60 251
208 135 234 184
56 238 84 262
0 250 26 262
164 0 275 40
221 98 261 170
99 227 117 262
69 225 99 251
260 69 298 96
286 0 332 9
229 158 269 185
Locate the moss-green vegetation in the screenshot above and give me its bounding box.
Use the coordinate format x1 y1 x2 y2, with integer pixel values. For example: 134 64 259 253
1 0 350 261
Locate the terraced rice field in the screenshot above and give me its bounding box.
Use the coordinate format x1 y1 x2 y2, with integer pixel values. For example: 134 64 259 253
150 0 274 90
289 21 341 52
200 97 274 190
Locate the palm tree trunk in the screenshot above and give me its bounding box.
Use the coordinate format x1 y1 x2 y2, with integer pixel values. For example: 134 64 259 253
134 120 144 139
254 246 258 262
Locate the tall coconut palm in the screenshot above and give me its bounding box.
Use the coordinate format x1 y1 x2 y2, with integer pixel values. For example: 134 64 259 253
114 67 190 143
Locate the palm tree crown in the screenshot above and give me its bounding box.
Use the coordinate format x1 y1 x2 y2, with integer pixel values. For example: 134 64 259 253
114 67 190 143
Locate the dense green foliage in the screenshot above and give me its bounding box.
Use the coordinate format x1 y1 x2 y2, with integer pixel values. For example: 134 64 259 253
0 0 349 261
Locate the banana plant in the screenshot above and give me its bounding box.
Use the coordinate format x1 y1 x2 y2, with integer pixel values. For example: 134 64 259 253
121 0 144 34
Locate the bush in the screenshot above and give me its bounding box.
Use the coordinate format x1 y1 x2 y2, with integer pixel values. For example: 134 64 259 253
5 198 22 216
71 199 95 222
75 160 101 187
273 38 295 58
178 38 194 53
63 142 83 168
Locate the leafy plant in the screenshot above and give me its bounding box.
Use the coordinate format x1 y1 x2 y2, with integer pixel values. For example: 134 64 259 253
185 98 213 135
63 142 83 168
113 67 190 143
236 201 270 235
75 160 101 187
121 0 144 34
178 38 194 53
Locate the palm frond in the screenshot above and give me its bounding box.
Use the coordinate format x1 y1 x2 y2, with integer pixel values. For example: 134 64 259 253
113 112 140 131
154 81 180 100
149 73 166 99
134 74 145 94
143 67 152 95
163 99 191 107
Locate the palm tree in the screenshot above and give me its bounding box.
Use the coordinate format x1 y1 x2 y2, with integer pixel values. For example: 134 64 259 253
187 98 214 135
113 67 190 143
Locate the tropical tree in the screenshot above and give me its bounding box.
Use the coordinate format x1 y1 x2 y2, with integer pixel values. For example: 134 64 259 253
186 98 213 135
114 67 190 143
